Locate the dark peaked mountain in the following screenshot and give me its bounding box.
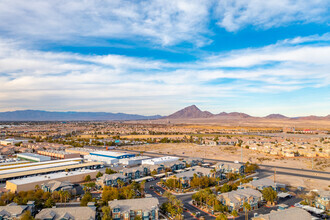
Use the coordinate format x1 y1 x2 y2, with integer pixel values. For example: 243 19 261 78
0 110 161 121
264 114 288 119
165 105 213 119
164 105 329 120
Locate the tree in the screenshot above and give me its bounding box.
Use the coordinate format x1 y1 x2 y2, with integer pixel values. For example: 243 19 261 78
231 210 238 219
117 179 125 189
151 170 158 176
262 187 277 205
62 191 71 203
96 171 103 178
216 213 227 220
140 180 146 197
34 185 40 191
45 197 55 208
20 211 35 220
101 206 112 220
105 168 117 175
80 192 92 206
243 202 251 220
84 175 91 182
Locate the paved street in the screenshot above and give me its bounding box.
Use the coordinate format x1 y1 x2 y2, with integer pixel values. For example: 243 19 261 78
143 177 305 220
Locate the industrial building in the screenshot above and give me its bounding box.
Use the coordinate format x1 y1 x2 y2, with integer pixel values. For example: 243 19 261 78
90 151 135 159
119 156 151 166
141 156 179 165
65 148 96 156
6 169 97 193
0 138 28 146
84 154 118 165
37 150 80 159
17 153 51 162
84 151 135 165
0 158 103 183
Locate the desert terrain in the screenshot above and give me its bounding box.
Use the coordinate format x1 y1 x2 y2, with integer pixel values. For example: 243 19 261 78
122 143 330 190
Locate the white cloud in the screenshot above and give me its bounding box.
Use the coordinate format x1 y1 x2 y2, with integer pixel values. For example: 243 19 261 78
0 0 211 46
215 0 329 32
0 0 328 47
0 35 329 115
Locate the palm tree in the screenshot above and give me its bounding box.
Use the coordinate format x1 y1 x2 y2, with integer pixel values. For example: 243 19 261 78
243 202 251 220
141 180 146 197
62 191 70 203
231 210 238 220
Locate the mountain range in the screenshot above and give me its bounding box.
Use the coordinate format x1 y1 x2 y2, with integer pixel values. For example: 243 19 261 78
0 110 161 121
164 105 330 120
0 106 328 121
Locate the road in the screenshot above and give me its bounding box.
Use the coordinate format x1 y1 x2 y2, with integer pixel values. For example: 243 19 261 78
116 148 330 180
144 178 305 220
144 179 215 220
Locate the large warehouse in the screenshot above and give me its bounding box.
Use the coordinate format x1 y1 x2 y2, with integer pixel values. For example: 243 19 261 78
141 156 179 165
89 151 135 159
6 169 97 193
0 158 103 183
119 156 151 166
37 150 80 159
17 153 51 162
84 151 135 165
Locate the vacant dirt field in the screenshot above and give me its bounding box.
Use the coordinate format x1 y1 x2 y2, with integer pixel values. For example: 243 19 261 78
123 143 330 190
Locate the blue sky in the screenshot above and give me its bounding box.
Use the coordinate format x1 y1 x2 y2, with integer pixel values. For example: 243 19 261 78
0 0 329 116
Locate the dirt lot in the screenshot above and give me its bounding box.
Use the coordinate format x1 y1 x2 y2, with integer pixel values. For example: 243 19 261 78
123 143 330 190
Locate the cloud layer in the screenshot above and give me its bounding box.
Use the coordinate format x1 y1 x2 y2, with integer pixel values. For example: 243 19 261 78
0 34 329 115
0 0 328 46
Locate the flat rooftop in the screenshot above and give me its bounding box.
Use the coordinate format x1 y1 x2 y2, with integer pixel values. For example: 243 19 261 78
8 169 97 185
143 156 179 162
17 153 50 160
0 158 82 171
38 150 78 155
91 151 134 157
0 161 102 180
120 156 150 161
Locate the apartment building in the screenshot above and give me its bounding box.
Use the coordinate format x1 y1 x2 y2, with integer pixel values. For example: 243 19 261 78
218 188 262 212
109 197 159 220
97 173 128 187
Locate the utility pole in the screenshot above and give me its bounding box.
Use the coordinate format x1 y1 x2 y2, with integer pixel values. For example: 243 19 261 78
312 156 313 170
274 168 276 185
241 144 243 164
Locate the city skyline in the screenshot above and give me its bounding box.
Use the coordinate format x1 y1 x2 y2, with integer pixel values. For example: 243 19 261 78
0 1 329 116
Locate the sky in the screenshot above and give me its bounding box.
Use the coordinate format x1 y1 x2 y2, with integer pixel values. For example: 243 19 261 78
0 0 329 117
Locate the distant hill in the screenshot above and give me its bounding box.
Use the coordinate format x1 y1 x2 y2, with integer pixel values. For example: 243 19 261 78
0 110 162 121
165 105 213 119
164 105 329 120
216 112 251 118
264 114 288 119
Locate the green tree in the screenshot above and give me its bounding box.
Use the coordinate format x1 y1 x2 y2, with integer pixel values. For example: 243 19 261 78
45 197 55 208
80 192 92 206
231 210 238 219
117 179 125 189
84 175 91 182
101 206 112 220
243 202 251 220
262 187 277 205
96 171 103 178
216 213 228 220
105 168 117 175
151 170 158 176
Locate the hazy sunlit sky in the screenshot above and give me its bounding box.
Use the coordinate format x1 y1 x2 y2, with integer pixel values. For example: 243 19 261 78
0 0 329 116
